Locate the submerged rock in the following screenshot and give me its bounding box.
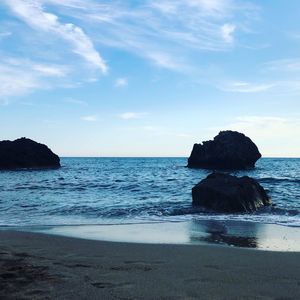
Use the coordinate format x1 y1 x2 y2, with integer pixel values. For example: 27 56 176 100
0 137 60 170
192 173 271 213
187 131 261 170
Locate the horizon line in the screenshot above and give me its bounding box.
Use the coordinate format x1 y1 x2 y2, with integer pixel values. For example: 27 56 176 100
59 156 300 159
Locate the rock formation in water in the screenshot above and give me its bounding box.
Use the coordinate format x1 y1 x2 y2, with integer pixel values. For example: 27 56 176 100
0 137 60 169
187 131 261 170
192 172 271 213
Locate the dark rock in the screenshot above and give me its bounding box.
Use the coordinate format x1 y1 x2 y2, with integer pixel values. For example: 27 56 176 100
0 138 60 170
187 131 261 170
192 172 271 213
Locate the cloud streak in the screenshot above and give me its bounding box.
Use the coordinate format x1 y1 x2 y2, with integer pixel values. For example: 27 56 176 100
0 31 12 38
119 112 147 120
1 0 260 99
0 57 69 99
43 0 258 70
115 78 128 87
218 81 274 93
264 58 300 72
80 115 97 122
212 115 300 157
4 0 107 73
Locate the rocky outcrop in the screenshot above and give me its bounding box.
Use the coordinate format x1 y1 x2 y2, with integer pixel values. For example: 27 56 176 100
192 173 271 213
0 138 60 170
187 131 261 170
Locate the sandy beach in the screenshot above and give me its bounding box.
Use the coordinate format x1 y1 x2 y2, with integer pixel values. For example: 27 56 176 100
0 230 299 299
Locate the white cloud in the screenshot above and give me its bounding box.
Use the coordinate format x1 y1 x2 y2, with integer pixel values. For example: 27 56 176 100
0 31 12 38
264 58 300 72
114 78 128 87
219 81 274 93
147 52 187 71
215 59 300 96
64 98 87 105
218 79 300 96
151 0 233 18
0 64 38 98
188 0 223 10
80 115 97 121
45 0 90 9
49 0 257 69
1 0 259 99
0 57 70 100
150 2 177 14
4 0 107 73
287 32 300 40
221 23 236 43
229 116 300 142
32 64 68 77
119 112 147 120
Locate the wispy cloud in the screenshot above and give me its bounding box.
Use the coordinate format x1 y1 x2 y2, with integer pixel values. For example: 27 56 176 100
0 64 38 98
44 0 258 70
4 0 107 73
227 115 300 143
64 98 87 105
218 81 274 93
32 64 68 77
216 56 300 95
114 78 128 87
0 57 69 99
0 31 12 38
221 23 236 43
80 115 97 122
211 115 300 156
1 0 259 99
264 58 300 72
287 31 300 40
230 116 288 129
119 112 147 120
146 52 188 71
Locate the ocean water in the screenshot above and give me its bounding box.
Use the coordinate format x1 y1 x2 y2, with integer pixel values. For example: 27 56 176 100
0 157 299 228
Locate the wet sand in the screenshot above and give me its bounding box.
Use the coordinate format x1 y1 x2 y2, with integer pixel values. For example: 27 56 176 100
0 230 299 299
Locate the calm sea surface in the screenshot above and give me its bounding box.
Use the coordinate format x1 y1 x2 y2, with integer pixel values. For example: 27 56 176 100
0 158 299 227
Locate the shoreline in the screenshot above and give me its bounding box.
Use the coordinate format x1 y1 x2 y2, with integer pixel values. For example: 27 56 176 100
0 229 300 299
3 219 300 252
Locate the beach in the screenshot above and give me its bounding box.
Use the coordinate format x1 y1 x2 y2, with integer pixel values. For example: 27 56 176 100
2 0 300 299
1 230 299 300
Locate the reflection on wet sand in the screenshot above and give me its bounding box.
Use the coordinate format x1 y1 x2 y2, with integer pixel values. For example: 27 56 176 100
189 220 258 248
12 219 300 251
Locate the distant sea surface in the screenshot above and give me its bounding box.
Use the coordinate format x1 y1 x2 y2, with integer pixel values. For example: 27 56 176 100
1 158 299 228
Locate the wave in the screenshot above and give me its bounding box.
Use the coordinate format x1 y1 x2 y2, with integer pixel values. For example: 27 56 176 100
258 177 300 184
44 201 298 221
1 157 299 228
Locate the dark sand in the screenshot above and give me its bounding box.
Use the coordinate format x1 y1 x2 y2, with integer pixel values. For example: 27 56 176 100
0 230 299 300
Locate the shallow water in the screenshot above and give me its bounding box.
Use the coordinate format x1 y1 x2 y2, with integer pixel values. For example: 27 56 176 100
0 157 299 228
11 220 299 251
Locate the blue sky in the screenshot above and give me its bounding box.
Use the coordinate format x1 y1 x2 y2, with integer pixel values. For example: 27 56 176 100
0 0 300 157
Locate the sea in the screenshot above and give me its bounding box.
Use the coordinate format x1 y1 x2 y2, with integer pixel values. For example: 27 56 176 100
1 157 300 250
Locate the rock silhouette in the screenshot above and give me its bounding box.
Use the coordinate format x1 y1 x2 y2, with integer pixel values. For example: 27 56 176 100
0 138 60 170
188 131 261 170
192 172 271 213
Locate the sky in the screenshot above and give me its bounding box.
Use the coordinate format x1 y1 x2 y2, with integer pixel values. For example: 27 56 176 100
0 0 300 157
